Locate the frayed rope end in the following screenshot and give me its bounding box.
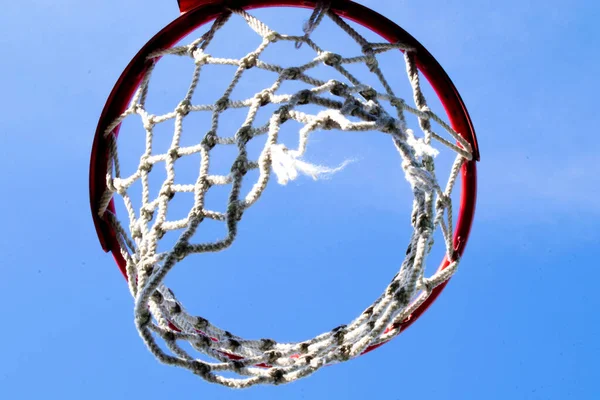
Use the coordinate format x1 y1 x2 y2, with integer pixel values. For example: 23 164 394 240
270 144 353 185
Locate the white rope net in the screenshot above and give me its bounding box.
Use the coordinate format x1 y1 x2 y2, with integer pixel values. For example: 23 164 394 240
99 4 473 388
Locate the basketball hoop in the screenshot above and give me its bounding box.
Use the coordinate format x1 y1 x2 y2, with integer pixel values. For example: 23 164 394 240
90 0 479 387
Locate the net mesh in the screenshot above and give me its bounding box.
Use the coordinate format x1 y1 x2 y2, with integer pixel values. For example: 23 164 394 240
98 4 473 388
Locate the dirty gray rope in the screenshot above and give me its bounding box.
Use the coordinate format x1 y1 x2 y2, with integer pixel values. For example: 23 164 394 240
99 6 473 388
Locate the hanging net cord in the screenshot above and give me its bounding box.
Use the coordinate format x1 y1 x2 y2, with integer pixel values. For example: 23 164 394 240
98 5 473 388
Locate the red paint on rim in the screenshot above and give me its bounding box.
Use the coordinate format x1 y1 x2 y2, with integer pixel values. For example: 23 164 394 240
90 0 479 357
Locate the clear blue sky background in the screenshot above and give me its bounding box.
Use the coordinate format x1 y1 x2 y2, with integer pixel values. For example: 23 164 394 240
1 0 599 399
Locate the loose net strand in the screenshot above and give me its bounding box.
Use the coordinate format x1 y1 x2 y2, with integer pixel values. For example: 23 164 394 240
98 4 473 388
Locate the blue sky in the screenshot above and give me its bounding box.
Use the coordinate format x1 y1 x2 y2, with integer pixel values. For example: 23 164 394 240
1 0 599 399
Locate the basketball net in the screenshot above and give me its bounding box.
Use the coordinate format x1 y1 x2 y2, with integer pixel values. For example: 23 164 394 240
97 4 473 387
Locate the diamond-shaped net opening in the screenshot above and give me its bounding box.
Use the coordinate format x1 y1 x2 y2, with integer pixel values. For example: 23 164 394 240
98 4 473 388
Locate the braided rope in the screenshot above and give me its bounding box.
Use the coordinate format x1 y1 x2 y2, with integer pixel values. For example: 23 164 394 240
99 5 473 388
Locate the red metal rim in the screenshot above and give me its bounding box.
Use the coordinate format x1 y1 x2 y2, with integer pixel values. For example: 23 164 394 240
89 0 479 356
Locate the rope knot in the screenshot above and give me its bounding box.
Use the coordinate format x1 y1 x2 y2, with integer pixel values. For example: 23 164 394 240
329 80 349 97
215 98 229 112
361 45 378 72
131 226 142 239
176 100 191 116
240 53 258 69
366 57 378 72
168 147 180 160
264 31 280 43
281 67 301 80
202 130 218 149
359 86 377 101
255 89 271 106
390 96 405 108
191 361 211 378
159 186 175 200
140 205 155 221
322 52 342 66
192 49 211 65
235 126 253 146
295 89 312 105
276 105 290 123
108 178 126 195
142 114 155 130
375 115 397 133
320 115 338 130
105 177 116 192
340 98 361 116
138 155 153 172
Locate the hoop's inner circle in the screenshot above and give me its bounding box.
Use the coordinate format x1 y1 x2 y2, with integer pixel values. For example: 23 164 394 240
90 0 478 388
